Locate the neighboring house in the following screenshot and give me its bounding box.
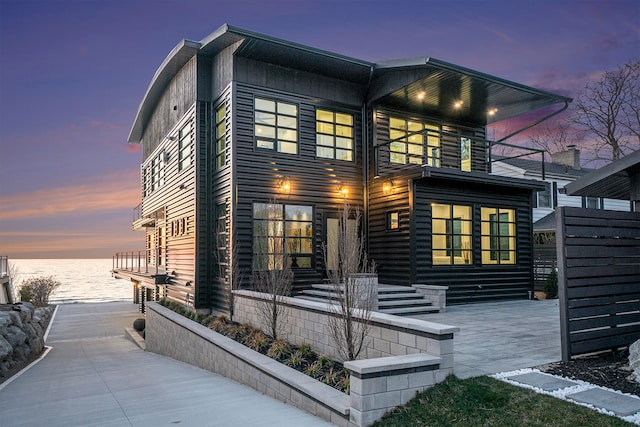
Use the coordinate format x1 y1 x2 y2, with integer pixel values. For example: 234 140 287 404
492 147 631 225
0 256 12 304
113 24 572 312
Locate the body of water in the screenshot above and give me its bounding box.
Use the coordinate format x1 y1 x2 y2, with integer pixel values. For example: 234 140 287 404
10 259 132 304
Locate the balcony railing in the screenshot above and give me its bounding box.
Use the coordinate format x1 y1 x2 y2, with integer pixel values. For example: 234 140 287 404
113 250 165 277
373 128 545 179
1 255 8 278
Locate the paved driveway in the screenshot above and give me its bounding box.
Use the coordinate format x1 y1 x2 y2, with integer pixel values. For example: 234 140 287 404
412 299 561 378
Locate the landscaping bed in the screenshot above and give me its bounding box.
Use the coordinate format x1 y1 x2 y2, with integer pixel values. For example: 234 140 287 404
158 299 350 393
538 348 639 397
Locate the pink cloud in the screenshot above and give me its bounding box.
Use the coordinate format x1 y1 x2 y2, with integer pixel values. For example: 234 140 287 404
0 170 140 221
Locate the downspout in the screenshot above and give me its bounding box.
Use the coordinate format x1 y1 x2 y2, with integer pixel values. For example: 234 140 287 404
363 65 375 251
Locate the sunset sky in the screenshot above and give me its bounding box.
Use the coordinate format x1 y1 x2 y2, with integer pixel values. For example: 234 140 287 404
0 0 638 258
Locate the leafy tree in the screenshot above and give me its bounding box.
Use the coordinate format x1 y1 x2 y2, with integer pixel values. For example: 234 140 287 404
572 58 640 162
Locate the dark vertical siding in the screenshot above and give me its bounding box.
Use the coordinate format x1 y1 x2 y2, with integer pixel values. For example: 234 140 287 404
233 82 364 294
141 57 197 161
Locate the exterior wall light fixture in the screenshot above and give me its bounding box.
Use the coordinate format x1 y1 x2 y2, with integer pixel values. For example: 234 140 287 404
338 183 349 198
383 179 395 195
279 176 291 194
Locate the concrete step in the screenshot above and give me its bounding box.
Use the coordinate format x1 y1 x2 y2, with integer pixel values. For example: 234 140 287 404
377 292 424 301
378 299 433 308
380 306 441 316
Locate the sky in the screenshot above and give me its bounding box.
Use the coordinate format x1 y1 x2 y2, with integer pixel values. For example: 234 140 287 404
0 0 638 258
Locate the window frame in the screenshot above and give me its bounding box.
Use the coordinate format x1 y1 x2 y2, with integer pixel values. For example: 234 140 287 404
481 207 517 265
389 117 424 165
431 203 473 265
536 182 552 208
386 211 400 231
254 97 299 155
215 104 227 170
315 109 354 161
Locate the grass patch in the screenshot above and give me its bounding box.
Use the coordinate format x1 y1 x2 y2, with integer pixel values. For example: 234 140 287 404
374 375 632 427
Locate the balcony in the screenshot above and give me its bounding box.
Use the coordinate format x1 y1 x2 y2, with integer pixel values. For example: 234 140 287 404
132 204 164 231
373 128 546 180
112 250 168 285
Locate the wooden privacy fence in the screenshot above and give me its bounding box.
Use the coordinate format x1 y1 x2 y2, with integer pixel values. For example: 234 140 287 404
556 206 640 361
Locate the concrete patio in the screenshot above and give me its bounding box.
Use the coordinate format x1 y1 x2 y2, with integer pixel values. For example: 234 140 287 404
412 298 562 378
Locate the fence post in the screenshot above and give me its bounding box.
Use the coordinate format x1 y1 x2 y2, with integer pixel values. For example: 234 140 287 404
555 207 571 361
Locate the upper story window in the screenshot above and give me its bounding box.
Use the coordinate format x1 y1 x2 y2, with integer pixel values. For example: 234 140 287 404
536 183 552 208
215 105 227 170
481 207 516 264
150 152 165 192
432 203 472 265
425 124 441 167
142 166 149 197
389 117 424 165
253 202 313 270
461 137 472 171
178 120 193 171
254 98 298 154
316 109 354 161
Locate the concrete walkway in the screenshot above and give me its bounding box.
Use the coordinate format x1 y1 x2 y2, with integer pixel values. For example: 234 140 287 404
0 302 332 427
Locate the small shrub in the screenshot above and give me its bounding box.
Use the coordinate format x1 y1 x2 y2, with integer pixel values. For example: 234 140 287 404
305 361 323 379
321 367 339 385
317 354 333 368
297 343 314 359
267 339 292 361
19 276 61 306
336 375 350 394
543 270 558 299
247 331 271 354
285 351 305 369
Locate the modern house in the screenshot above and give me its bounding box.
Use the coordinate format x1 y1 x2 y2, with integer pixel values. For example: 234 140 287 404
0 256 12 304
113 24 572 313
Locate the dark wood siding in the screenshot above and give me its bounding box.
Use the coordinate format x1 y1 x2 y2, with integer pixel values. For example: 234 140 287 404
557 207 640 360
141 57 197 161
233 82 364 294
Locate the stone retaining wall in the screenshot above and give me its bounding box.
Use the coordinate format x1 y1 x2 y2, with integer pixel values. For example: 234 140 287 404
146 301 459 426
0 303 54 381
233 290 457 368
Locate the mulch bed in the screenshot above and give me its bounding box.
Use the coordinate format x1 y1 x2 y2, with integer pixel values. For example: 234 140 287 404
538 348 639 396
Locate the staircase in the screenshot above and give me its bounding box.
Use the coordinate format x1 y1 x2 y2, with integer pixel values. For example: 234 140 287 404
296 284 441 316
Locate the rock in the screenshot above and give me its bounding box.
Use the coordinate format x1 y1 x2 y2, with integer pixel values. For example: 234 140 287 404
0 312 12 335
0 335 12 360
133 318 145 332
630 339 640 384
6 325 27 347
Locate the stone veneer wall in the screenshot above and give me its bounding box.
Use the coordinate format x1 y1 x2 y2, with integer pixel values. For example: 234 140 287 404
233 290 457 367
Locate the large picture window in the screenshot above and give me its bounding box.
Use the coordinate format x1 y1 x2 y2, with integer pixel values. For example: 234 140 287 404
215 105 226 170
481 207 516 264
253 203 313 270
254 98 298 154
431 203 472 265
389 117 424 165
316 109 354 161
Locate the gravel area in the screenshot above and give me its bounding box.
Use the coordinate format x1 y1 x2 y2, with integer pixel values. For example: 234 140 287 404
538 348 639 397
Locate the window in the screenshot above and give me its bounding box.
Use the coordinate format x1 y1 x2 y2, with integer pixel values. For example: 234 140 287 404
583 196 601 209
178 120 193 171
425 124 441 167
389 117 424 165
316 109 354 161
215 105 226 169
214 203 227 278
254 98 298 154
150 152 165 192
481 207 516 264
461 137 472 171
253 203 313 270
386 211 399 230
142 166 149 197
432 203 472 265
536 183 552 208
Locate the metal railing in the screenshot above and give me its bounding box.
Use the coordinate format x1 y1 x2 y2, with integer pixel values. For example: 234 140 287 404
0 256 8 278
113 250 165 276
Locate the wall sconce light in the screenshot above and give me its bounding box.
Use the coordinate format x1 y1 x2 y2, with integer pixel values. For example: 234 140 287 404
279 176 291 194
453 100 464 109
338 183 349 198
383 179 395 195
185 281 192 287
487 108 499 117
166 135 176 141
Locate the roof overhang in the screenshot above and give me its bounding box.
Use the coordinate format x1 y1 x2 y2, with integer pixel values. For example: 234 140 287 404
563 150 640 200
369 57 571 125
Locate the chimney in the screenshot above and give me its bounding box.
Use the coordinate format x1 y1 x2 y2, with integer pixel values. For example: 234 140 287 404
551 145 581 170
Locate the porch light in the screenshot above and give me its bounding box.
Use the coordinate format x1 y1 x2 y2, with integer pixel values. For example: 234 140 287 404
488 108 499 116
454 100 464 109
338 183 349 198
417 92 425 100
279 176 291 194
383 179 395 195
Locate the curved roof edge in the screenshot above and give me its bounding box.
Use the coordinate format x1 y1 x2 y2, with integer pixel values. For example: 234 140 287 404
128 39 201 143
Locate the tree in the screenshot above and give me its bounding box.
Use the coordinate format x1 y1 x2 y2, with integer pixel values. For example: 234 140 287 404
19 276 61 307
7 262 19 303
252 201 293 340
528 120 577 157
215 209 243 322
324 203 376 361
572 58 640 162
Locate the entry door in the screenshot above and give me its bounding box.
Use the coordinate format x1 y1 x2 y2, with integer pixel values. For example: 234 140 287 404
325 214 357 272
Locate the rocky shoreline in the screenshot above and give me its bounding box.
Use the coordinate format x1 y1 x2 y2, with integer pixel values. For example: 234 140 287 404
0 303 54 384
